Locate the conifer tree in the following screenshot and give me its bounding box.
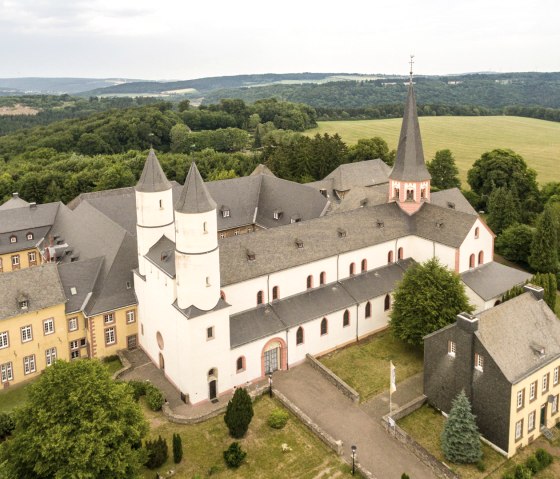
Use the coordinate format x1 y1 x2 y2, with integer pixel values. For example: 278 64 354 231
531 273 557 311
224 388 254 439
486 187 521 234
427 149 461 190
441 390 482 464
529 204 559 273
172 433 183 464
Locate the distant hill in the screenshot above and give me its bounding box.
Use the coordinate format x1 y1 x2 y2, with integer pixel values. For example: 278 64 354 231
0 77 144 95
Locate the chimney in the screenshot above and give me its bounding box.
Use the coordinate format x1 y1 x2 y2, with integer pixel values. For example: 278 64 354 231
524 284 544 301
457 312 479 333
12 192 19 198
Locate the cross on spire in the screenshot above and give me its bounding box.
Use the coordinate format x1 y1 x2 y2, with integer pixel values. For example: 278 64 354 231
409 55 415 84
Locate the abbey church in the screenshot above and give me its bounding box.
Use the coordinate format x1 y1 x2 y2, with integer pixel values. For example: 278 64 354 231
0 82 530 404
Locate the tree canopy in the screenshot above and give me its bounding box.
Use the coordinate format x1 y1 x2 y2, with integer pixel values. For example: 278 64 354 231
486 187 521 235
390 258 473 345
529 203 559 273
0 360 148 479
426 149 461 190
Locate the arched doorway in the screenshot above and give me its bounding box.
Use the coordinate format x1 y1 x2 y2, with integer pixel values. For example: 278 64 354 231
208 368 218 401
159 353 165 370
261 338 287 376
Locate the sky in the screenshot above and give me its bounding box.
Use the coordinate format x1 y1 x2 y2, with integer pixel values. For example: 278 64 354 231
1 0 559 80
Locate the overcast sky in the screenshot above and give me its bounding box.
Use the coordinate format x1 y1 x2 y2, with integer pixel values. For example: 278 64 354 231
1 0 559 80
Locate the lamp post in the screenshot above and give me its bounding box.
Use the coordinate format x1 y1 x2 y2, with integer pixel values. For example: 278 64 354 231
351 445 357 475
268 373 273 398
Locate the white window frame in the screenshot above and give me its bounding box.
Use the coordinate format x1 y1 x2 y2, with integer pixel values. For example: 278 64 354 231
68 317 78 331
27 232 34 240
28 251 36 262
1 362 13 382
475 353 484 372
10 236 16 244
517 390 524 409
0 331 8 349
448 340 456 357
43 318 54 335
46 347 57 366
515 419 523 440
11 255 20 266
554 367 559 386
20 325 32 343
105 327 116 346
529 381 536 401
528 411 535 432
553 395 559 415
104 313 115 324
543 373 549 392
126 310 135 324
23 354 36 375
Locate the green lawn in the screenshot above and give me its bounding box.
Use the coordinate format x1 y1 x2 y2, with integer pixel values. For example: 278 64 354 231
0 379 35 413
103 356 123 376
140 396 351 479
305 116 560 185
319 329 423 401
398 404 560 479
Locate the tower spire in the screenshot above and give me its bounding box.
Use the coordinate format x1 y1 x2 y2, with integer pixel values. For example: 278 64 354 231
409 54 415 85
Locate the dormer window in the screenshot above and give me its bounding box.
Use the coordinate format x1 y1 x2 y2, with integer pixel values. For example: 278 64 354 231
26 232 34 241
290 215 301 224
19 299 28 310
221 206 230 218
376 220 384 228
10 235 16 244
273 210 283 220
447 201 455 209
246 250 256 261
337 228 346 238
295 239 304 249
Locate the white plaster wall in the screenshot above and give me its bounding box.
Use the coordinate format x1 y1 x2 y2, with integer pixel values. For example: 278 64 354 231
175 209 218 254
176 248 221 311
356 295 392 338
458 219 494 273
463 283 486 314
406 236 456 270
136 189 174 227
222 277 269 315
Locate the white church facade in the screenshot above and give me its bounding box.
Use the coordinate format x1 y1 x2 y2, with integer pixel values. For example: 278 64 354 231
133 82 499 406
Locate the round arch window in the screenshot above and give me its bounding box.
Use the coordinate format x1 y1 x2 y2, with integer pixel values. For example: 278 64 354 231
156 331 164 350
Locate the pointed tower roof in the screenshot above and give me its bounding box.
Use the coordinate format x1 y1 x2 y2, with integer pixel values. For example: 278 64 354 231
175 162 216 214
389 83 431 182
135 149 172 193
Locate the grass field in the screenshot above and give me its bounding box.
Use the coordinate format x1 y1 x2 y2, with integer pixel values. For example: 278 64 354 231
319 329 423 401
305 116 560 184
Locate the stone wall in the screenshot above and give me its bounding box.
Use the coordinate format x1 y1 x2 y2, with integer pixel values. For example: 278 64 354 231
306 353 360 403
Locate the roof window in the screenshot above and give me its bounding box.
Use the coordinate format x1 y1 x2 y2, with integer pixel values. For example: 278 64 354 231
221 205 230 218
273 209 283 220
246 250 256 261
376 220 384 228
295 239 304 249
337 228 347 238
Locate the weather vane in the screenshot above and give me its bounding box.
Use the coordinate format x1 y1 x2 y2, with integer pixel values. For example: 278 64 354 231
409 55 415 84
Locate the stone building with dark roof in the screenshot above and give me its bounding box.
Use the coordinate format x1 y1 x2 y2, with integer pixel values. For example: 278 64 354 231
424 286 560 457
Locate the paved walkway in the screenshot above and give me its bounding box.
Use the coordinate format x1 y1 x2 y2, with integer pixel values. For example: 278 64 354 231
274 363 436 479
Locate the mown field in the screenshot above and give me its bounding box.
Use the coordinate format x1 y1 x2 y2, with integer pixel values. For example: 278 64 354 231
305 116 560 184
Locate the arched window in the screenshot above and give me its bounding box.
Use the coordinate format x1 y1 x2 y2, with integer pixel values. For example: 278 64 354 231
220 290 226 301
384 294 391 311
320 318 328 336
320 271 326 285
349 263 356 276
388 251 394 264
343 310 350 327
398 247 404 260
361 259 367 272
272 286 279 300
474 227 480 239
296 327 304 345
478 250 484 265
406 189 414 200
306 275 313 289
469 254 475 268
365 301 372 318
257 290 264 305
236 356 245 372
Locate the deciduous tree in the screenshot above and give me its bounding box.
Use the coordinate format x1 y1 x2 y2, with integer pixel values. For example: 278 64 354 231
427 149 461 190
486 187 521 234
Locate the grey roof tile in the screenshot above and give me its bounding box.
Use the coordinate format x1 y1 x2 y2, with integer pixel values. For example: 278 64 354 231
0 263 66 321
389 84 431 182
325 159 391 191
175 162 216 214
461 262 532 301
476 293 560 383
57 257 104 314
135 149 172 193
0 193 30 210
431 188 477 215
230 305 286 348
250 164 275 176
146 235 176 277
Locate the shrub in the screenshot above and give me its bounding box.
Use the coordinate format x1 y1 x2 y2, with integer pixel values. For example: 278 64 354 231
0 413 15 440
268 408 289 429
172 433 183 464
525 455 539 474
128 380 148 401
502 474 514 479
145 435 168 469
207 465 221 476
103 355 120 363
146 385 165 411
535 448 553 468
223 442 246 469
513 464 532 479
401 474 410 479
476 461 486 472
224 388 253 438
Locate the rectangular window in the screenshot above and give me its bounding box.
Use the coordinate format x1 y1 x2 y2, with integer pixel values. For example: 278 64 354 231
530 381 537 401
0 362 13 382
543 373 549 393
28 251 37 264
70 350 80 359
515 419 523 441
70 340 80 359
46 347 57 366
0 258 3 272
207 326 214 340
23 354 36 375
517 389 525 410
0 331 8 349
528 411 536 432
68 317 78 331
11 255 20 268
554 367 559 386
104 313 115 324
475 353 484 372
553 395 559 415
43 318 54 335
20 325 32 343
105 327 116 346
448 340 456 357
126 310 135 324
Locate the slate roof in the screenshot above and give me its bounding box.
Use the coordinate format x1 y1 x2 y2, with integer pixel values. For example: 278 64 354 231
324 159 391 191
175 162 217 214
57 257 104 314
229 260 413 348
135 149 172 193
476 292 560 383
328 184 388 213
389 83 431 182
173 297 230 319
250 164 275 176
0 263 66 321
430 188 478 215
461 262 532 301
145 235 176 277
0 193 30 210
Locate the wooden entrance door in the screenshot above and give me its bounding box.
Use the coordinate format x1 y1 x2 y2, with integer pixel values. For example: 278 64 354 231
209 379 217 400
541 403 547 427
